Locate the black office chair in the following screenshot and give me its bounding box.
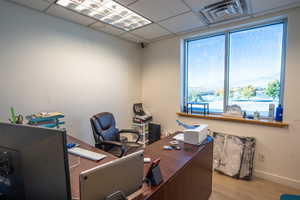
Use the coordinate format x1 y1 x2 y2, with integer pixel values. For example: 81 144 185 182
90 112 142 157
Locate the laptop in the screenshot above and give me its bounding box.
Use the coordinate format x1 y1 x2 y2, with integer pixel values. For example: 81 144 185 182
79 150 144 200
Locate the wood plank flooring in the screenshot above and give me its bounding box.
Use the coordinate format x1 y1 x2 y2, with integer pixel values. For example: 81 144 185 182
210 172 300 200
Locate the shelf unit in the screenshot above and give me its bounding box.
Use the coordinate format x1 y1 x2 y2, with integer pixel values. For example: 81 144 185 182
132 122 149 147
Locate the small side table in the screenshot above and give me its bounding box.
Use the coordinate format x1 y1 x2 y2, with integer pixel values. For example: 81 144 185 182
187 102 209 115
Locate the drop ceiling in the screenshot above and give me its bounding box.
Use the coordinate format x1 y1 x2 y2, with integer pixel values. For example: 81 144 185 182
7 0 300 43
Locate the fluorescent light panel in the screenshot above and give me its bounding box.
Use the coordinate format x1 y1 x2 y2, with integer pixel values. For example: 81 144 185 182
56 0 152 31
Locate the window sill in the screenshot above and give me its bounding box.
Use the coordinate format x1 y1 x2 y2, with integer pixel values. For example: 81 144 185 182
176 112 289 128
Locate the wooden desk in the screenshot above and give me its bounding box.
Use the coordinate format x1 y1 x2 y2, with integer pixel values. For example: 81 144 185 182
68 134 213 200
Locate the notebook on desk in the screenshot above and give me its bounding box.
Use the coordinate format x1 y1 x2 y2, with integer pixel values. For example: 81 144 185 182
68 147 107 161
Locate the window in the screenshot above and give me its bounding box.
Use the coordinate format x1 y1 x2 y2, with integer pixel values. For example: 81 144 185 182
183 21 286 116
186 35 225 113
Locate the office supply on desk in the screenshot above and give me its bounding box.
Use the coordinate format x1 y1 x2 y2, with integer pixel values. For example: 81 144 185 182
169 140 179 145
183 124 208 145
173 133 184 141
67 143 80 149
0 122 71 200
68 147 107 161
163 145 173 150
171 145 181 150
90 112 142 157
79 150 144 200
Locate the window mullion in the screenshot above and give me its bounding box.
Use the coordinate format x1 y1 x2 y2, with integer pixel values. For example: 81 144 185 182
182 40 189 112
224 32 230 112
279 20 287 107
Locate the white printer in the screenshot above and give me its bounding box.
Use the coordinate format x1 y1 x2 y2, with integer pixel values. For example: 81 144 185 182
183 124 208 145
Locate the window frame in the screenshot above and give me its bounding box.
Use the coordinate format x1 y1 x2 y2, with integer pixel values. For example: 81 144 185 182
181 19 288 114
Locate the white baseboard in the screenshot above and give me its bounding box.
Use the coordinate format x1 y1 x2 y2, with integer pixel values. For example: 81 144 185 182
254 170 300 189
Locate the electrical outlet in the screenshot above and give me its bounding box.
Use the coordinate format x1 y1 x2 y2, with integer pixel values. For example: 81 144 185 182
257 153 265 162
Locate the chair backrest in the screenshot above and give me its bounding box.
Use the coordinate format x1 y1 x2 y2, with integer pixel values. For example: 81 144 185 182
90 112 119 145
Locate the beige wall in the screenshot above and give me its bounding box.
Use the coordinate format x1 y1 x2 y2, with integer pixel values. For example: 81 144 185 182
142 8 300 188
0 0 141 144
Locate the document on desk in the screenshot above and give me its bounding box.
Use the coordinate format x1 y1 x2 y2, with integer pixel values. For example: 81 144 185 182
68 147 107 161
173 133 184 141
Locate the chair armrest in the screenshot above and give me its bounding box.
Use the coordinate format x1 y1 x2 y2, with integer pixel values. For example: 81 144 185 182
119 129 141 143
95 141 126 157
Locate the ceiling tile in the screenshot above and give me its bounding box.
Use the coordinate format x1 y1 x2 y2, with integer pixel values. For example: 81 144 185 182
119 33 149 43
90 22 106 30
158 12 206 33
251 0 300 14
8 0 50 11
46 4 96 26
114 0 137 6
129 0 190 22
96 25 125 35
183 0 220 11
130 24 171 40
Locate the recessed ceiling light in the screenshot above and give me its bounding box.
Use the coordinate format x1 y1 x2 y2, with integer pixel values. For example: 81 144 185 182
56 0 152 31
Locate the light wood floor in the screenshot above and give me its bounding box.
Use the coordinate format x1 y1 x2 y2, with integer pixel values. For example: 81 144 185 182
210 172 300 200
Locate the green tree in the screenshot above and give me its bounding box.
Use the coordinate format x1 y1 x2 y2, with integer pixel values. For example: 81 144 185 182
216 89 224 97
229 89 235 98
265 80 280 100
216 89 234 98
239 85 257 99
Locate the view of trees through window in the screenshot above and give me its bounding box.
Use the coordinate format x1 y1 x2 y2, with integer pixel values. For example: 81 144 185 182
187 35 225 112
185 22 285 115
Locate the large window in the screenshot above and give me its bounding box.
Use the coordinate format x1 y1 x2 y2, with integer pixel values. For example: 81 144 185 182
183 21 286 116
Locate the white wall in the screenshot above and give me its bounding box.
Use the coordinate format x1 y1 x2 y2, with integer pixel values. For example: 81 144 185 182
0 0 142 144
142 8 300 188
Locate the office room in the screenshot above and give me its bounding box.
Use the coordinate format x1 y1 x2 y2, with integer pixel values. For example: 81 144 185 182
0 0 300 199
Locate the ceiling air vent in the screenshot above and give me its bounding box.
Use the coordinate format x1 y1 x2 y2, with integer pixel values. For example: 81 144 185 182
199 0 248 24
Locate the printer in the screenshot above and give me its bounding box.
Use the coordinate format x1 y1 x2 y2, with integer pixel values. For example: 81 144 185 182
133 103 152 123
183 124 208 145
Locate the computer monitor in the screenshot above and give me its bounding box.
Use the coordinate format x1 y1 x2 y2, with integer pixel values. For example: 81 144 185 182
80 150 144 200
0 122 71 200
